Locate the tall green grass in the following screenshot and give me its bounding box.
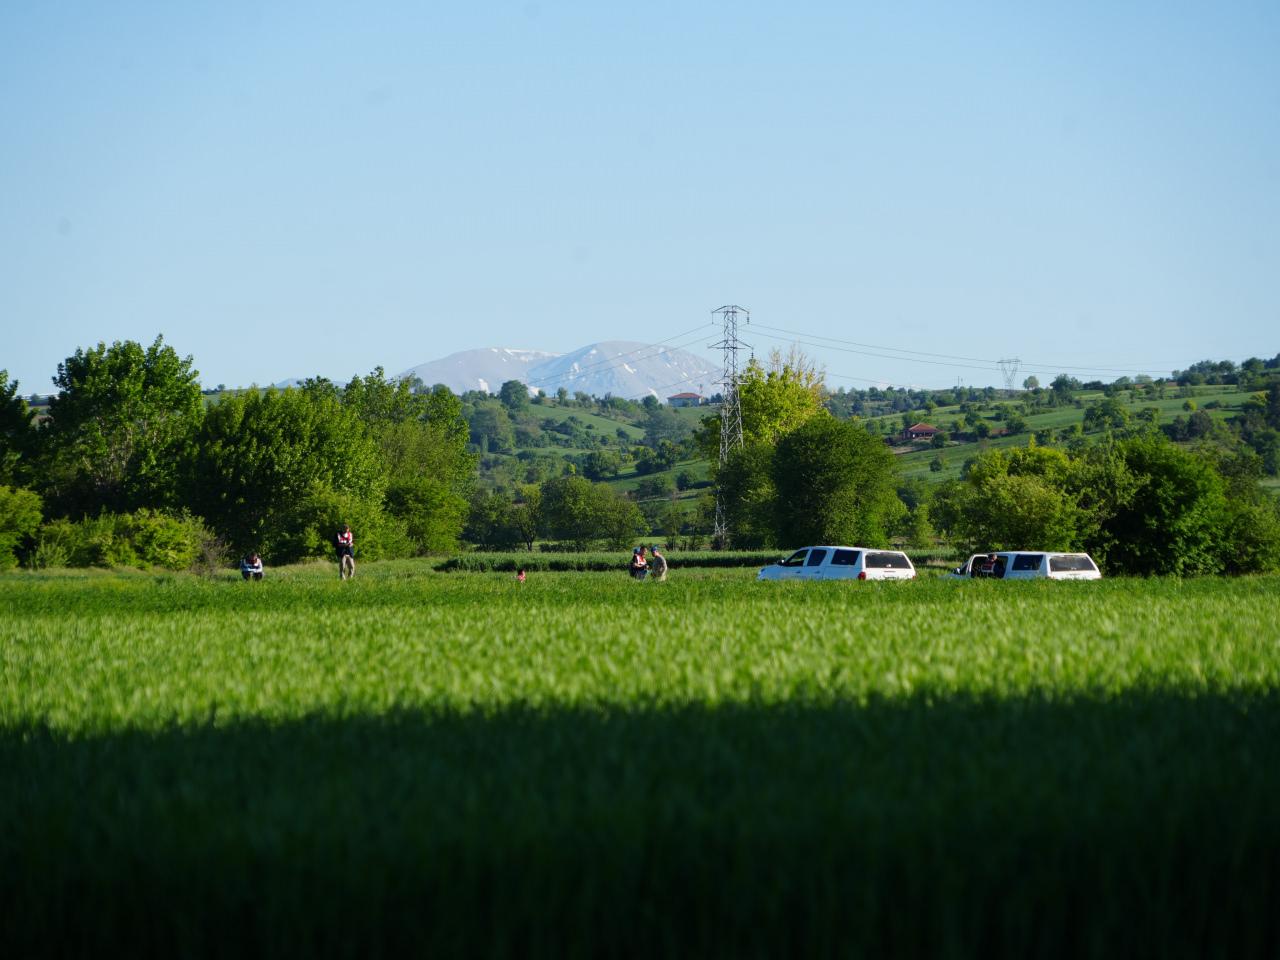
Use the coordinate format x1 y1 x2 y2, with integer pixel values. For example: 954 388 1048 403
3 570 1279 956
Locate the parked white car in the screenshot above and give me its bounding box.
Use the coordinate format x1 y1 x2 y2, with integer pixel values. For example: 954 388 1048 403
947 551 1102 581
757 546 916 581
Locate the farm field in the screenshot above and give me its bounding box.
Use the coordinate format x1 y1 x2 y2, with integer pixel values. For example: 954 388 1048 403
4 565 1280 956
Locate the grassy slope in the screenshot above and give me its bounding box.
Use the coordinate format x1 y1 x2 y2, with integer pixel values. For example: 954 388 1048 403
3 567 1279 956
512 386 1264 495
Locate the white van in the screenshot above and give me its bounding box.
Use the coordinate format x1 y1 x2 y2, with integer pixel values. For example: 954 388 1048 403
757 546 916 581
948 551 1101 581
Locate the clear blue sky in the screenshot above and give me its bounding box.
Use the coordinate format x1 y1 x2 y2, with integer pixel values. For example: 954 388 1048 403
3 1 1277 395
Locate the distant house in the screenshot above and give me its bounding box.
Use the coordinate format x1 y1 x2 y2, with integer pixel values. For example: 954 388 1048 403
667 392 704 408
904 423 939 441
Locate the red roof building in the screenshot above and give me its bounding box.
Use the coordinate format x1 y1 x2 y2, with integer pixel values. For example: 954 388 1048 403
667 392 705 407
904 423 939 440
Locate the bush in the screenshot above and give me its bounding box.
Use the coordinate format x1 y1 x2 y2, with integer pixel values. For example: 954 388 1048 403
28 510 218 571
282 487 412 563
0 486 42 569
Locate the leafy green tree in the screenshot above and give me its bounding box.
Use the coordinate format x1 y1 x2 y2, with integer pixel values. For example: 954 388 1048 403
715 442 777 548
539 475 598 548
1096 436 1226 576
635 440 679 475
948 474 1081 553
1217 498 1280 575
696 349 825 459
580 450 621 481
539 475 644 548
510 484 543 551
0 372 36 487
469 404 515 453
342 373 474 553
186 387 387 561
464 490 520 550
1050 374 1081 400
41 337 202 515
0 485 42 568
592 485 647 548
1023 375 1040 391
771 414 901 547
1083 396 1131 433
499 379 530 413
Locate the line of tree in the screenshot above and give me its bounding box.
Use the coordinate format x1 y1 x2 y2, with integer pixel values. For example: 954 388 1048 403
0 338 475 569
4 340 1279 575
931 438 1280 576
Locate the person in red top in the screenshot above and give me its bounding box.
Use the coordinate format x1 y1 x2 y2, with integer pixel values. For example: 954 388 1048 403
335 524 355 580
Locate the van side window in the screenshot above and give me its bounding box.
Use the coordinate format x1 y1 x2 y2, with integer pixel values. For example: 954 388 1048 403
867 552 910 569
806 549 828 566
1012 554 1044 572
780 550 809 567
831 549 860 566
1050 554 1097 572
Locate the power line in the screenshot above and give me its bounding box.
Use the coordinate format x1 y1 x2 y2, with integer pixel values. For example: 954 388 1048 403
749 321 1177 377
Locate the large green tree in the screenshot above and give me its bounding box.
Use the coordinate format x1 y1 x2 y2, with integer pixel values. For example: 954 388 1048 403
0 371 36 486
342 372 475 553
41 337 203 515
539 475 644 549
715 442 778 548
771 414 901 548
185 385 389 561
697 349 826 459
1098 436 1228 576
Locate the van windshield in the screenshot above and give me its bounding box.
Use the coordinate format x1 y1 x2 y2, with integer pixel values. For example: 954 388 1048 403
779 550 809 567
1050 555 1097 572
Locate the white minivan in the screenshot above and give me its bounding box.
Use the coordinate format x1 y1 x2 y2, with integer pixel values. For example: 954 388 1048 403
948 551 1102 581
757 546 916 581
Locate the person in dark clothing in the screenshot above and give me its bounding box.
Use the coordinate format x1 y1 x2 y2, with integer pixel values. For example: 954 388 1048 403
240 553 264 581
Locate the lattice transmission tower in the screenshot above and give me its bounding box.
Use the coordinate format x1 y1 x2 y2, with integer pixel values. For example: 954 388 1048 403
999 357 1022 395
710 304 751 547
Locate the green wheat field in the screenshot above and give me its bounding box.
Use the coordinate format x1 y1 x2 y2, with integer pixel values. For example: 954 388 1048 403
3 564 1279 957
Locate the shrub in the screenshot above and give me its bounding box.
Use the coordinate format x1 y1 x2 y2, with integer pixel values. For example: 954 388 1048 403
28 510 218 571
0 485 42 569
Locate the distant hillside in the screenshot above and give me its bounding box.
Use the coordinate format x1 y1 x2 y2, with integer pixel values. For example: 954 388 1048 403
400 341 716 400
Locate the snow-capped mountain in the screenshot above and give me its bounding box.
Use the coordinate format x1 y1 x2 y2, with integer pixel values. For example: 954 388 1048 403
399 341 717 400
399 348 558 396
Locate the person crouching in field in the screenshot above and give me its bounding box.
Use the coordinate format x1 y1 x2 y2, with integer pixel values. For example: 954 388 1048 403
649 545 667 582
629 546 648 580
240 553 264 581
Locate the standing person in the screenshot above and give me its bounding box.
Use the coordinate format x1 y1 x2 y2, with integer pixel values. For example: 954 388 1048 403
517 568 526 583
629 546 648 580
649 545 668 582
335 524 355 580
240 552 264 581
